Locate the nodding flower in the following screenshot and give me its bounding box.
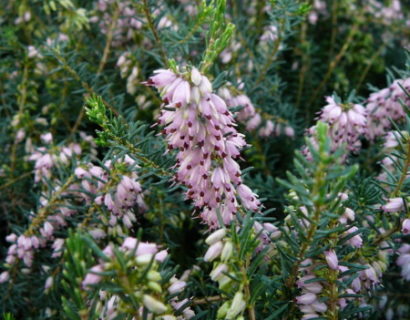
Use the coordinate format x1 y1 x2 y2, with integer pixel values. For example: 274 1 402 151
147 67 260 227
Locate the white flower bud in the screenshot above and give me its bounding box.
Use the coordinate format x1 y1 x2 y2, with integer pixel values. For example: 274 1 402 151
168 280 186 294
136 254 154 265
226 291 246 319
205 229 226 245
143 295 167 314
204 241 223 262
191 67 202 86
221 241 233 261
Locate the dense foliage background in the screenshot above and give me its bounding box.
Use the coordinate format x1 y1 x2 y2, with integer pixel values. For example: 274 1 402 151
1 0 410 319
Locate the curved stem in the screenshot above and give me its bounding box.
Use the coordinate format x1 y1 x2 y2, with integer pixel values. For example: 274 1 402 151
307 23 358 107
97 4 120 75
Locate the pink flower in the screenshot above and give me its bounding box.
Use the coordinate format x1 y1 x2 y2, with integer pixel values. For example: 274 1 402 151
382 198 404 212
296 293 317 305
345 226 363 248
317 96 366 153
0 271 9 283
402 219 410 234
365 79 410 140
325 250 338 270
204 241 223 262
237 184 260 211
168 280 186 294
148 68 260 226
40 133 53 144
82 265 104 288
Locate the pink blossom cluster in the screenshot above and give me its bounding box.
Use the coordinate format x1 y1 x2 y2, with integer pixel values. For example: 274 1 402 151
81 238 186 318
295 251 383 319
1 200 78 281
91 1 177 47
396 244 410 281
84 248 195 319
177 0 198 16
73 155 146 229
1 153 145 283
376 131 409 183
365 78 410 140
260 25 279 43
90 0 143 47
365 0 403 24
296 261 328 319
253 221 281 246
28 133 82 183
317 96 367 152
147 67 260 227
0 234 40 283
218 87 295 138
82 238 167 288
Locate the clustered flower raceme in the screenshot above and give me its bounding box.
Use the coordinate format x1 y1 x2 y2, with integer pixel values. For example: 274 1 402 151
284 192 391 317
295 259 329 319
28 133 83 183
147 67 260 227
376 130 410 185
304 78 410 160
0 193 78 281
82 237 189 319
218 86 295 138
316 96 367 153
91 0 143 47
202 229 247 320
116 52 140 95
365 78 410 140
73 154 146 232
177 0 197 16
365 0 404 24
91 0 176 48
83 264 195 320
295 250 388 319
1 152 145 283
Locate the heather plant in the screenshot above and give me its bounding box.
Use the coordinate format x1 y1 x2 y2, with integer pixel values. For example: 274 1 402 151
1 0 410 319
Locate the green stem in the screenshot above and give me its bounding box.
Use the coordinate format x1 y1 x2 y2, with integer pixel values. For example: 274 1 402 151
307 23 358 107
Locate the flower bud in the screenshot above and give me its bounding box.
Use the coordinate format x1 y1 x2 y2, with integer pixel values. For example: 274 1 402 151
402 219 410 234
221 241 233 261
217 301 230 319
136 254 154 265
204 241 223 262
296 292 317 305
205 229 226 245
210 264 228 281
382 198 404 212
147 270 162 282
148 281 162 293
325 250 338 270
143 295 167 314
168 280 186 294
226 291 246 319
191 67 202 86
0 271 9 283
